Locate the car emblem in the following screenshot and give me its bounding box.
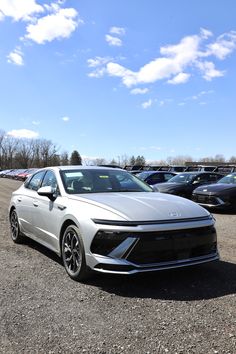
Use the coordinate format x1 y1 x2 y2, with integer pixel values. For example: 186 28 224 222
169 211 181 217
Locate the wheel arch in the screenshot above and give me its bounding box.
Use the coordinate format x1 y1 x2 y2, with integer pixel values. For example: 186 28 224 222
9 205 16 219
59 219 77 255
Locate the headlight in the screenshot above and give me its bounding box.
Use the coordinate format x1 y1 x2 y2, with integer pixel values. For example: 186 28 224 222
91 231 130 256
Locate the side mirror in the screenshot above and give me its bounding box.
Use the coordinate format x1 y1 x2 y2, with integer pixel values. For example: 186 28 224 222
37 186 57 201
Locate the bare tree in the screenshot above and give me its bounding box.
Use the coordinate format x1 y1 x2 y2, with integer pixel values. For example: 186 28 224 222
0 130 6 168
60 151 69 165
14 139 35 168
213 154 225 163
2 136 19 169
94 158 107 165
167 155 193 165
229 156 236 163
38 139 58 167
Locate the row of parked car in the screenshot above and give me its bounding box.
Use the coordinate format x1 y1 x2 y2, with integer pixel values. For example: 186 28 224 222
0 168 38 181
136 170 236 211
125 163 236 175
1 166 236 211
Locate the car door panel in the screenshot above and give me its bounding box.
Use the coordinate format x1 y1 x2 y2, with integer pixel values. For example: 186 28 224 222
32 194 65 253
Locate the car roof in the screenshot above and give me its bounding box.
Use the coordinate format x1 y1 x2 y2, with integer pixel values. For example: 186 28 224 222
138 170 175 174
42 166 123 172
177 171 222 175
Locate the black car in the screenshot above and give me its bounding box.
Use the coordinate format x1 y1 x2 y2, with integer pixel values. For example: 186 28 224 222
192 173 236 210
154 172 224 199
136 171 177 185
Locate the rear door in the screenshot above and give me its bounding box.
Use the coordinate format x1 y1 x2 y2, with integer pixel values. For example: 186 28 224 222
17 170 46 236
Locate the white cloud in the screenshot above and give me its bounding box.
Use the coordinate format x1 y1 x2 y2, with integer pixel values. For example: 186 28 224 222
25 7 79 44
140 146 162 151
62 116 70 122
88 67 107 78
103 33 201 87
32 120 40 125
7 129 39 139
106 62 137 86
110 26 125 36
87 56 112 68
105 34 122 47
130 88 149 95
0 0 44 22
200 28 213 39
91 29 235 87
184 90 214 102
7 47 24 66
141 99 152 109
207 31 236 60
167 72 190 85
197 61 224 81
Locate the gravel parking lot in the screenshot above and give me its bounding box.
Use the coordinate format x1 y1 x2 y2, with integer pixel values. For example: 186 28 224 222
0 179 235 354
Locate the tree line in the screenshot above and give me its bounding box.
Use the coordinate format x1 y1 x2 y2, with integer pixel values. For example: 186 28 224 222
0 129 235 170
0 130 79 169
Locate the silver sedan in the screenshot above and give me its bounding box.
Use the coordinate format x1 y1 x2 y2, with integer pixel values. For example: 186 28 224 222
9 166 219 281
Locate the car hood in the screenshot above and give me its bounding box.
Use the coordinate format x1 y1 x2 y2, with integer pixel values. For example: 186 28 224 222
194 183 236 195
71 192 209 221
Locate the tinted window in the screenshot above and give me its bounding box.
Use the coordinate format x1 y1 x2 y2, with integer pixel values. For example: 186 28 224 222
192 174 219 184
164 173 175 181
25 170 45 191
208 174 221 182
168 173 197 183
146 174 163 185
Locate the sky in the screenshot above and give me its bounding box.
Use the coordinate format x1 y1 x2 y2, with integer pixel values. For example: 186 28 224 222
0 0 236 163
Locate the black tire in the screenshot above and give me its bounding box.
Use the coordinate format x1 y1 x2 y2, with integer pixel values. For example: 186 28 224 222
10 209 24 244
61 225 91 281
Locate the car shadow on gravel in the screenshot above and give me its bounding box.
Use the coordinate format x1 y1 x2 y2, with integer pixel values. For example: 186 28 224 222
22 237 236 301
87 261 236 301
22 237 62 265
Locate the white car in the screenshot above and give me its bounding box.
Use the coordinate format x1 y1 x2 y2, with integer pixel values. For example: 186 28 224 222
9 166 219 281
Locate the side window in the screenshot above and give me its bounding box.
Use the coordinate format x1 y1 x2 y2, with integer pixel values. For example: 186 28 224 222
42 170 58 191
25 171 45 191
194 174 210 183
147 174 163 185
208 174 219 182
164 173 174 181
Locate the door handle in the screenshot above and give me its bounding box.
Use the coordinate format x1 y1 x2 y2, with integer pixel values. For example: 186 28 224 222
58 205 66 210
17 197 22 202
33 201 39 207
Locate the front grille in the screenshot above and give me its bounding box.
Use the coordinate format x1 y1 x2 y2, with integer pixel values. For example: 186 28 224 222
192 194 219 205
125 226 217 265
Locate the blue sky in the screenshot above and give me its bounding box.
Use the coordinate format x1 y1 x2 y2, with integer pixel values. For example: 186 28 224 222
0 0 236 163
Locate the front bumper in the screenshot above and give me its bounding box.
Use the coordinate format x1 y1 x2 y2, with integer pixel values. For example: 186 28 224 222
192 194 231 209
92 253 219 274
88 220 219 274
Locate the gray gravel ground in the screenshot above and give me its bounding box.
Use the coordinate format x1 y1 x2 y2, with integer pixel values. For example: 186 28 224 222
0 179 235 354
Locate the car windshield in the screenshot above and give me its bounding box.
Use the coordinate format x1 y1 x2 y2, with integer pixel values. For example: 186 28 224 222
217 174 236 184
61 169 153 194
167 173 197 184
